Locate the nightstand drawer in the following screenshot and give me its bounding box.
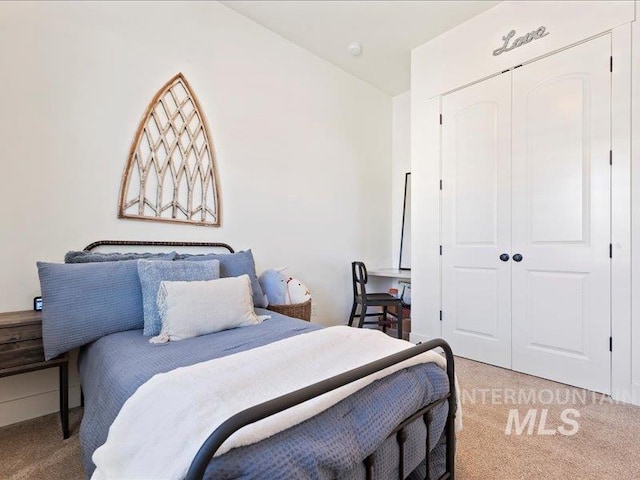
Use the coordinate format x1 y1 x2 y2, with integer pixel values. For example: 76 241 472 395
0 339 45 369
0 309 69 439
0 324 42 344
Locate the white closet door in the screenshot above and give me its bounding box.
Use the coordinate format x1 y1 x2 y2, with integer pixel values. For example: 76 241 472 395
441 74 512 368
511 35 611 393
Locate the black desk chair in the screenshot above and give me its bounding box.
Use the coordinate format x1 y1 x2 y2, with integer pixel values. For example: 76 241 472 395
348 261 403 339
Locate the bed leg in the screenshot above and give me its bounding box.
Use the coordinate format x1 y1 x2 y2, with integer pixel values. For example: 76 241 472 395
423 411 432 480
442 343 457 480
396 427 407 479
364 453 375 480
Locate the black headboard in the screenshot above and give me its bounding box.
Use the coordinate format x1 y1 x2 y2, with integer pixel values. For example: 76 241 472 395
83 240 234 253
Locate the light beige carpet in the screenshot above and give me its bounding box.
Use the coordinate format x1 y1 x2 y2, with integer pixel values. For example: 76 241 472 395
0 358 638 479
0 407 84 479
455 357 640 479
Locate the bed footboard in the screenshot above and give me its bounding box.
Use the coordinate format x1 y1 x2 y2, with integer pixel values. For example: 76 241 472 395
186 338 456 480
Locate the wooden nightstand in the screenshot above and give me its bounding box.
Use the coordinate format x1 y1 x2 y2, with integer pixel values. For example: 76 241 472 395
0 310 69 439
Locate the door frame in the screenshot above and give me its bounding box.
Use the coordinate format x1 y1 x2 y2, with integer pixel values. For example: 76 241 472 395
611 24 632 404
412 25 633 403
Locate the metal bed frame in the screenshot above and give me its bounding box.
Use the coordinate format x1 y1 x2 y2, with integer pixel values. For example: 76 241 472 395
84 239 235 254
187 339 456 480
83 240 457 480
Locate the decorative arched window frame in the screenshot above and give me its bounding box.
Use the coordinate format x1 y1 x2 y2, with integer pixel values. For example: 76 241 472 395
118 73 222 227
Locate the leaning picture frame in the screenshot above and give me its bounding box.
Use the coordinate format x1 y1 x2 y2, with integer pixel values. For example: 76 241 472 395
399 172 411 270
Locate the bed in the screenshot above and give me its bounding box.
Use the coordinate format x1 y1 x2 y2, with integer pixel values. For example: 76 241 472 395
64 241 456 479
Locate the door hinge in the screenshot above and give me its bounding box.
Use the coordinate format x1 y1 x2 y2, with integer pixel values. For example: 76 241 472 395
610 56 613 73
609 336 613 352
609 243 613 259
610 150 613 166
439 179 443 190
439 310 443 321
439 245 443 256
439 114 443 125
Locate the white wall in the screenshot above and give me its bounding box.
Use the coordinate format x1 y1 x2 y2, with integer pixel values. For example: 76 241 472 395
410 0 637 404
631 19 640 406
391 91 411 267
0 1 392 426
366 91 410 297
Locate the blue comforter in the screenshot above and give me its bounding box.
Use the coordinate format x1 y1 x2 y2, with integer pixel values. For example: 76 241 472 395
79 310 449 479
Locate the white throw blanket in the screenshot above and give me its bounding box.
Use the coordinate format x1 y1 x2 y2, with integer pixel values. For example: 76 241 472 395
92 326 461 480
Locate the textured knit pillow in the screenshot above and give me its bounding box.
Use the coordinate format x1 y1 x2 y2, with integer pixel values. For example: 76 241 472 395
65 251 177 263
137 259 220 336
37 260 144 360
177 250 267 308
150 275 268 343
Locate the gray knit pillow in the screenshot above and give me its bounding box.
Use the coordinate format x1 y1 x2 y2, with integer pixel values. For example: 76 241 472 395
137 259 220 336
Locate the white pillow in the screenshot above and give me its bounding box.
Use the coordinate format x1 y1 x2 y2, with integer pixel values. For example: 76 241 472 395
150 274 269 343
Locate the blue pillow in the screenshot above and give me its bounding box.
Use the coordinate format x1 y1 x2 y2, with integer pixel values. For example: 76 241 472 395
177 250 266 308
37 260 144 360
138 259 220 336
65 251 176 263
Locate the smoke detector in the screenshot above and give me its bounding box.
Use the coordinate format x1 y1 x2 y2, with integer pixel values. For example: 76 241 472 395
347 42 362 57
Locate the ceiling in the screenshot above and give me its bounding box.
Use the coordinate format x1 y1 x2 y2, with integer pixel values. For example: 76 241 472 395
221 1 501 95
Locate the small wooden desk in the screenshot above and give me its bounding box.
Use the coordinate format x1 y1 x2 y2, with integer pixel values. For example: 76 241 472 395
0 310 69 439
367 268 411 281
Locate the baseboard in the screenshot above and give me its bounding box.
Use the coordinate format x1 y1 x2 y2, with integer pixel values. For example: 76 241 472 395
410 332 434 344
0 384 81 428
632 382 640 407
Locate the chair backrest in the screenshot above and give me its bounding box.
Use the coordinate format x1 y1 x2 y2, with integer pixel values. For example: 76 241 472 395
351 261 368 297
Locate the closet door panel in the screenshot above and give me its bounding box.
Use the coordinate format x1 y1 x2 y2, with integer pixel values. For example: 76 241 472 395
441 73 512 368
526 76 589 244
453 102 500 245
511 35 611 393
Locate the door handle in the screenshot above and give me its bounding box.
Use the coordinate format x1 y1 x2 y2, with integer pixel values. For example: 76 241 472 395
513 253 523 262
499 253 510 262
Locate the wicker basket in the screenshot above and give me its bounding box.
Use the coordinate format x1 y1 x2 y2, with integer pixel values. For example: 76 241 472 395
267 299 312 322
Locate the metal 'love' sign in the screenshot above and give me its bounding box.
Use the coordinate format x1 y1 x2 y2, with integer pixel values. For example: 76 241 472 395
493 26 549 56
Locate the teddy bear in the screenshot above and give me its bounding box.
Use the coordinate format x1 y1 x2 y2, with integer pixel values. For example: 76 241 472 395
286 277 311 304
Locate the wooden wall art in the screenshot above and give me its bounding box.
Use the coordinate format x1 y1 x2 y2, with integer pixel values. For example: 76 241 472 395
118 73 221 226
